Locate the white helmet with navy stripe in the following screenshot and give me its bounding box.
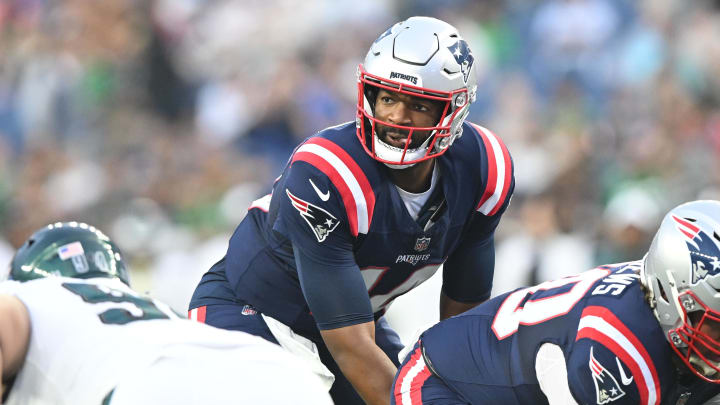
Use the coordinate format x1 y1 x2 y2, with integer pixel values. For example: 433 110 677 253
356 16 478 168
642 200 720 381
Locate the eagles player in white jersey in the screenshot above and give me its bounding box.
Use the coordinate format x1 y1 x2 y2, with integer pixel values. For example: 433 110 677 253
0 222 332 405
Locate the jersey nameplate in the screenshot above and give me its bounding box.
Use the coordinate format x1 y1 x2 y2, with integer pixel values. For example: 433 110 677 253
591 263 641 297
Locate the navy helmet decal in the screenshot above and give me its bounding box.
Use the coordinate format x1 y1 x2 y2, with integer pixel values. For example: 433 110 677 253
447 39 474 84
373 26 394 46
672 214 720 284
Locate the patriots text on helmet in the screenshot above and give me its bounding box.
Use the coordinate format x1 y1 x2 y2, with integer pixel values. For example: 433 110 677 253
389 72 418 85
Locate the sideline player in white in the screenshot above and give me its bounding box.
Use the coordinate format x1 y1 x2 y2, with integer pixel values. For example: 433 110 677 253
0 222 332 405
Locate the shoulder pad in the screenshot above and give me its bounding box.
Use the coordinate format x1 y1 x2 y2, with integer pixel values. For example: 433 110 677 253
572 306 664 405
466 123 514 216
290 136 376 236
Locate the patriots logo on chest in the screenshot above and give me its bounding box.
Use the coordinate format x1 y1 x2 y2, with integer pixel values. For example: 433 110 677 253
447 39 474 84
671 215 720 284
286 189 339 242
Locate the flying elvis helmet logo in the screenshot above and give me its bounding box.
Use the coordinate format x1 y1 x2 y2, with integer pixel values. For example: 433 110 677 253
671 215 720 284
447 39 474 84
286 189 339 243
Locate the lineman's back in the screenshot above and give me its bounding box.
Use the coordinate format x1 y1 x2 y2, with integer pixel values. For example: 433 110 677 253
1 277 331 405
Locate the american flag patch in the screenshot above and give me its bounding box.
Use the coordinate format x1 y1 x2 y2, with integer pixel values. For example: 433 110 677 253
58 242 85 260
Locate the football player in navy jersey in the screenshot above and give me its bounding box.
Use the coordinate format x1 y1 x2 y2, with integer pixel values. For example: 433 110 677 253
189 16 514 405
392 200 720 405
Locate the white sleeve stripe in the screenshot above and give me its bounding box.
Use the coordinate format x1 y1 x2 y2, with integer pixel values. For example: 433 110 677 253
475 125 509 214
297 143 369 234
578 315 657 405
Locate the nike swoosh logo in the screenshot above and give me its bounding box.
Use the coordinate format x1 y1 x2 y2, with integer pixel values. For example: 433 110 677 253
616 357 633 385
309 179 330 201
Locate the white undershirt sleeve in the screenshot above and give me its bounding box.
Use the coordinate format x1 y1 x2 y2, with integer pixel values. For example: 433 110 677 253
535 343 580 405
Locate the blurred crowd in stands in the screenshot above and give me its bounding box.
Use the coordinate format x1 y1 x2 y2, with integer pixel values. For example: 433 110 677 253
1 0 720 312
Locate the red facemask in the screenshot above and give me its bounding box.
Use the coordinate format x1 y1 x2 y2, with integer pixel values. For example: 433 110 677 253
356 64 468 166
671 291 720 382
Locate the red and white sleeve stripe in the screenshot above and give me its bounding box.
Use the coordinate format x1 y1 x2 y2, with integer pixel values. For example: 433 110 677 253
394 345 433 405
470 124 513 216
576 306 661 405
291 137 375 236
188 306 207 323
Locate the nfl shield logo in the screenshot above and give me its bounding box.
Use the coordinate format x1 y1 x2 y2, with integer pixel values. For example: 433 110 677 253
414 236 431 252
241 305 257 316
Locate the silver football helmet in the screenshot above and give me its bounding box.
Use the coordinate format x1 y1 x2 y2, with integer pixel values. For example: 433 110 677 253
642 200 720 381
356 16 478 168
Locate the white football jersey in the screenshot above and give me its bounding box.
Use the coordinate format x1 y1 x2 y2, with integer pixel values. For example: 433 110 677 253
1 277 331 405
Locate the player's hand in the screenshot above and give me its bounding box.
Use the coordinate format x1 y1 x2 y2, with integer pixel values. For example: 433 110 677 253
321 321 396 405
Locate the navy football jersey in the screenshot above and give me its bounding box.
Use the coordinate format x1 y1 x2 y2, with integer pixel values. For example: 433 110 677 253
415 262 720 405
192 121 514 339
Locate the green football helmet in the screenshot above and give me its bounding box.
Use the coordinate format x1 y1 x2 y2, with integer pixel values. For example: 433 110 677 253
9 222 130 285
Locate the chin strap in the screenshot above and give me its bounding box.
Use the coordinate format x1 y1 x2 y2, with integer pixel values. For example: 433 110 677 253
372 129 437 168
688 354 720 379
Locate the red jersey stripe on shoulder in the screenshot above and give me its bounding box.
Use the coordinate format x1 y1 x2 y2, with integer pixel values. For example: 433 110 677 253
188 306 206 323
394 345 431 405
291 137 375 235
472 124 498 214
394 346 419 404
410 365 432 404
470 123 513 216
308 137 376 224
493 131 513 216
293 150 360 236
577 306 661 405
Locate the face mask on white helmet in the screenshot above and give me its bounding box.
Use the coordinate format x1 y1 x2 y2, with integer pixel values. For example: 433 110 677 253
356 16 478 169
642 199 720 382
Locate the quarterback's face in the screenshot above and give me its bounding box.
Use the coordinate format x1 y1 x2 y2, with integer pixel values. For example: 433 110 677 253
373 89 443 150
